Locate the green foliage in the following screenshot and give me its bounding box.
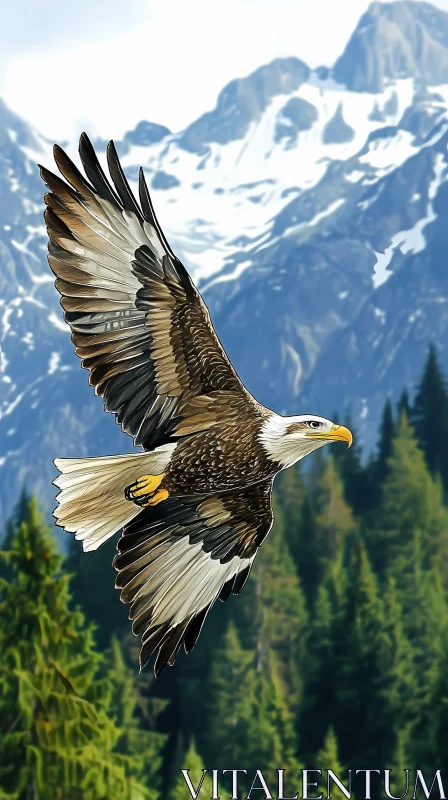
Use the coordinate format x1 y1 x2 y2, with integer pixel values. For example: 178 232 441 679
207 621 258 765
332 540 393 765
4 343 448 796
276 466 306 577
312 457 356 577
0 497 163 799
397 388 411 420
208 621 300 787
316 729 348 800
294 456 355 604
332 414 367 513
66 536 128 650
412 343 448 489
170 740 209 800
371 414 448 582
371 397 395 499
238 494 308 702
107 638 167 796
298 579 340 759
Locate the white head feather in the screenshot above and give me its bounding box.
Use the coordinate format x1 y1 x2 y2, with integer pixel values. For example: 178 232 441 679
259 413 348 469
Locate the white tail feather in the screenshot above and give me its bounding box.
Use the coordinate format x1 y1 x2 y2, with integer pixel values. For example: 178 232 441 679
53 444 176 552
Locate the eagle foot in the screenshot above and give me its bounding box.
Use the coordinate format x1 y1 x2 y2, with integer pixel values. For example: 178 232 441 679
125 473 168 507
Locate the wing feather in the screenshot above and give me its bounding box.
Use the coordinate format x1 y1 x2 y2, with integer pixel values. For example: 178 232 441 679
113 480 274 675
40 134 248 450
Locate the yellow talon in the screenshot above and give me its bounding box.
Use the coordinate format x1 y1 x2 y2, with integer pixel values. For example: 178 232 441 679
131 473 165 497
145 488 169 507
125 473 168 505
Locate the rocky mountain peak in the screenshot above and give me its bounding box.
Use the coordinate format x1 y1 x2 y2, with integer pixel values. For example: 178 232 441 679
333 0 448 92
178 57 310 154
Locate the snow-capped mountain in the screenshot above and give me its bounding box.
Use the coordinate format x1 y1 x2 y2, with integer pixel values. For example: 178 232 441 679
2 0 448 526
334 0 448 91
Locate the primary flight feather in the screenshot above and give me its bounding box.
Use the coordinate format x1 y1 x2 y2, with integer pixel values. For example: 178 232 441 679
40 134 352 677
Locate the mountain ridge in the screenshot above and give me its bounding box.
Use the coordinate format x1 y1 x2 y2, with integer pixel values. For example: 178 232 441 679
334 0 448 91
2 0 448 527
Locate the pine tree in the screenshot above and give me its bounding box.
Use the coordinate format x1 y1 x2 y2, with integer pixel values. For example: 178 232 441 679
204 495 307 783
331 414 367 514
298 456 355 604
332 540 394 767
294 491 319 605
397 388 411 420
375 398 395 479
207 621 257 766
378 578 416 723
365 416 448 766
288 442 328 605
170 740 210 800
313 457 356 580
418 605 448 767
107 638 167 797
400 568 448 766
376 577 416 765
237 494 308 704
298 581 339 759
248 655 301 784
66 535 128 650
207 619 301 787
367 398 396 509
297 461 354 759
1 489 33 582
316 728 348 800
0 496 157 799
371 414 448 583
276 466 305 575
307 447 328 492
411 344 448 490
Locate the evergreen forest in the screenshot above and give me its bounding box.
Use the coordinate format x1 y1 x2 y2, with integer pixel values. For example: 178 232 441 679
2 345 448 799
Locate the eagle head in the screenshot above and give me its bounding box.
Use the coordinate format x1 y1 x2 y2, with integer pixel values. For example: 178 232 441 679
260 413 352 469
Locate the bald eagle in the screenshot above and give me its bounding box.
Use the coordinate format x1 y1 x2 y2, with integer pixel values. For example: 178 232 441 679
40 135 352 676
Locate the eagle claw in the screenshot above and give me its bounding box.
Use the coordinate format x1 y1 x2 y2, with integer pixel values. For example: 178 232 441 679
124 485 135 502
125 473 168 507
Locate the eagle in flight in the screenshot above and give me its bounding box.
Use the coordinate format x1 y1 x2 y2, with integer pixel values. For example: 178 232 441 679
40 134 352 677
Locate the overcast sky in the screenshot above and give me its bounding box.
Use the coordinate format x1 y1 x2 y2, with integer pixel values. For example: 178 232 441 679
2 0 448 142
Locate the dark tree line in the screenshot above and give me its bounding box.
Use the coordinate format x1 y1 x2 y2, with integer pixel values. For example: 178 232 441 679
1 344 448 798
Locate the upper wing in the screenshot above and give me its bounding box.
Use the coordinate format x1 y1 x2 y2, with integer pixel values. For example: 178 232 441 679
40 134 247 451
114 479 274 676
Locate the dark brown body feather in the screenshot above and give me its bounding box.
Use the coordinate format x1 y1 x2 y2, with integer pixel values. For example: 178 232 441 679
164 392 275 496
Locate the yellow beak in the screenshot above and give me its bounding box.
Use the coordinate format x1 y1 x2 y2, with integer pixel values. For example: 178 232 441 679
305 423 353 448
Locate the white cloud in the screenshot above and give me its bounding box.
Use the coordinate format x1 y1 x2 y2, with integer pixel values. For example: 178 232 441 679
2 0 448 141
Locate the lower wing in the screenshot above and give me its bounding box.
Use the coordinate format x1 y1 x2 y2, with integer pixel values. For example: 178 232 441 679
114 479 274 676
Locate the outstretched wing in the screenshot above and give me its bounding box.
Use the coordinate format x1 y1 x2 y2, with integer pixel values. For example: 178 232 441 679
40 134 247 451
114 479 274 676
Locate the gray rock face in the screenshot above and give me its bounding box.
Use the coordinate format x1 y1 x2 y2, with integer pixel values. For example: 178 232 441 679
399 91 444 143
333 1 448 92
151 171 181 190
383 91 399 117
275 97 318 146
124 120 171 146
322 103 355 144
178 57 310 153
368 102 385 122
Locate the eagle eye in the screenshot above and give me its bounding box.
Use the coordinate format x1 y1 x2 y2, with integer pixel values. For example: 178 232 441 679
308 421 321 429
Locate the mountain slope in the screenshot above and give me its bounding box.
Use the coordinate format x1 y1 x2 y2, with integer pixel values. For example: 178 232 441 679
3 0 448 525
334 0 448 91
